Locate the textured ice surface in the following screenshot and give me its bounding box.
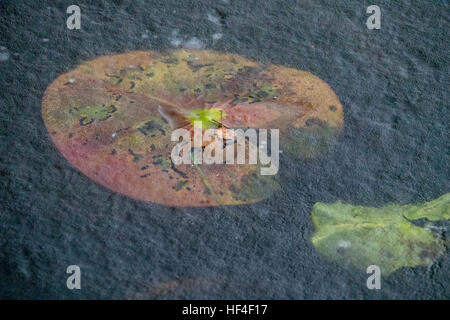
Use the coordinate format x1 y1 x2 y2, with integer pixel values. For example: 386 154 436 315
212 33 223 41
0 0 449 299
0 52 9 62
207 13 221 26
183 37 204 49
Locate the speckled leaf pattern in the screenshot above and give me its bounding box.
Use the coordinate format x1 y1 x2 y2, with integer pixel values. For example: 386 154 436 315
311 193 450 275
42 49 343 206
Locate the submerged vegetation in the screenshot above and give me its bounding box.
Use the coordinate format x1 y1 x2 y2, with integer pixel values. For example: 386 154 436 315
42 49 343 206
311 193 450 275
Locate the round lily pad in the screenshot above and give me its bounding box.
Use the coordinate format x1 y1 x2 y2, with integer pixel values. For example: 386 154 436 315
42 49 343 206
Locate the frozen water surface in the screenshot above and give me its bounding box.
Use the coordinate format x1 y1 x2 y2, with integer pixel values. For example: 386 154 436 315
0 0 448 299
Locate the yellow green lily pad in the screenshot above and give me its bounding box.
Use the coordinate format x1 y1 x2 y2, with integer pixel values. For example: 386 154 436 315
42 49 343 206
311 193 450 275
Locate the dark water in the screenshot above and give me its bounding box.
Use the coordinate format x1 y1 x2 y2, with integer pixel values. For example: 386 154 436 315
0 0 449 299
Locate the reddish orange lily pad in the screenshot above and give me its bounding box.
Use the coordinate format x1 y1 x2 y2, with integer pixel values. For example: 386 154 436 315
42 49 343 206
